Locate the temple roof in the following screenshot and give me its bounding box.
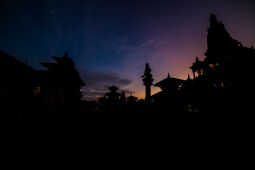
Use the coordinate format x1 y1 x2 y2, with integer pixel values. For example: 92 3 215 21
127 95 137 102
0 51 36 83
206 14 241 54
151 91 166 99
108 85 119 92
52 56 64 63
127 95 137 100
154 73 184 88
41 62 58 70
190 57 205 70
52 54 74 66
0 51 35 73
41 53 85 86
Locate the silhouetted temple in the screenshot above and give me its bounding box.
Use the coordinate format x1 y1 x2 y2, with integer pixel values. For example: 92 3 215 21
191 14 255 89
150 14 255 112
38 52 85 109
152 73 184 103
0 51 85 113
187 14 255 111
0 51 37 112
105 85 121 104
99 85 139 109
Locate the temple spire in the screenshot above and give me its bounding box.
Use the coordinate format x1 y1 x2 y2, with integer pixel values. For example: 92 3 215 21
195 56 199 61
167 73 170 79
187 74 191 80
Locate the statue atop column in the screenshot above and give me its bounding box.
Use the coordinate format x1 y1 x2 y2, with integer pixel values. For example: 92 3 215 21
141 63 153 102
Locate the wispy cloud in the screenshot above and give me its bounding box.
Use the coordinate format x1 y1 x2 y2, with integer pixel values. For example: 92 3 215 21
79 69 132 100
137 37 159 49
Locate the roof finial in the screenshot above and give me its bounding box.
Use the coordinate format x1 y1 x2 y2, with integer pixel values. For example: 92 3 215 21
167 73 170 78
195 56 199 61
64 50 68 57
187 74 191 80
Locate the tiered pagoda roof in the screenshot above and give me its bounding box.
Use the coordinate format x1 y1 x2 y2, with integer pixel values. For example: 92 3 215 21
154 73 184 90
41 53 85 86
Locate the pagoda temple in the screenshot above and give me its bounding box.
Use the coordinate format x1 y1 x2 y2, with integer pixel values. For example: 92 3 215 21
105 85 121 104
186 14 255 113
190 14 255 93
38 52 85 108
0 51 85 112
152 73 184 103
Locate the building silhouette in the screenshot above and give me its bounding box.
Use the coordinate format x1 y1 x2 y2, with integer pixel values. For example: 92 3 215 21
147 13 255 112
105 85 121 104
186 14 255 111
0 51 37 113
191 14 255 86
39 52 85 109
152 73 184 103
0 51 85 113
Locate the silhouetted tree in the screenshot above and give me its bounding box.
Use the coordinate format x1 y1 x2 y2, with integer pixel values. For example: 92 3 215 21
141 63 153 102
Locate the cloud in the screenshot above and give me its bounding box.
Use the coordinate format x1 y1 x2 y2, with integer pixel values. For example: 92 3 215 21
82 71 132 86
137 37 159 49
79 70 132 101
80 88 107 101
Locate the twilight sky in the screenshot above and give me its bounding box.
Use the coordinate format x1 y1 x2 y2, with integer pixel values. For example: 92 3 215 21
1 0 255 100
